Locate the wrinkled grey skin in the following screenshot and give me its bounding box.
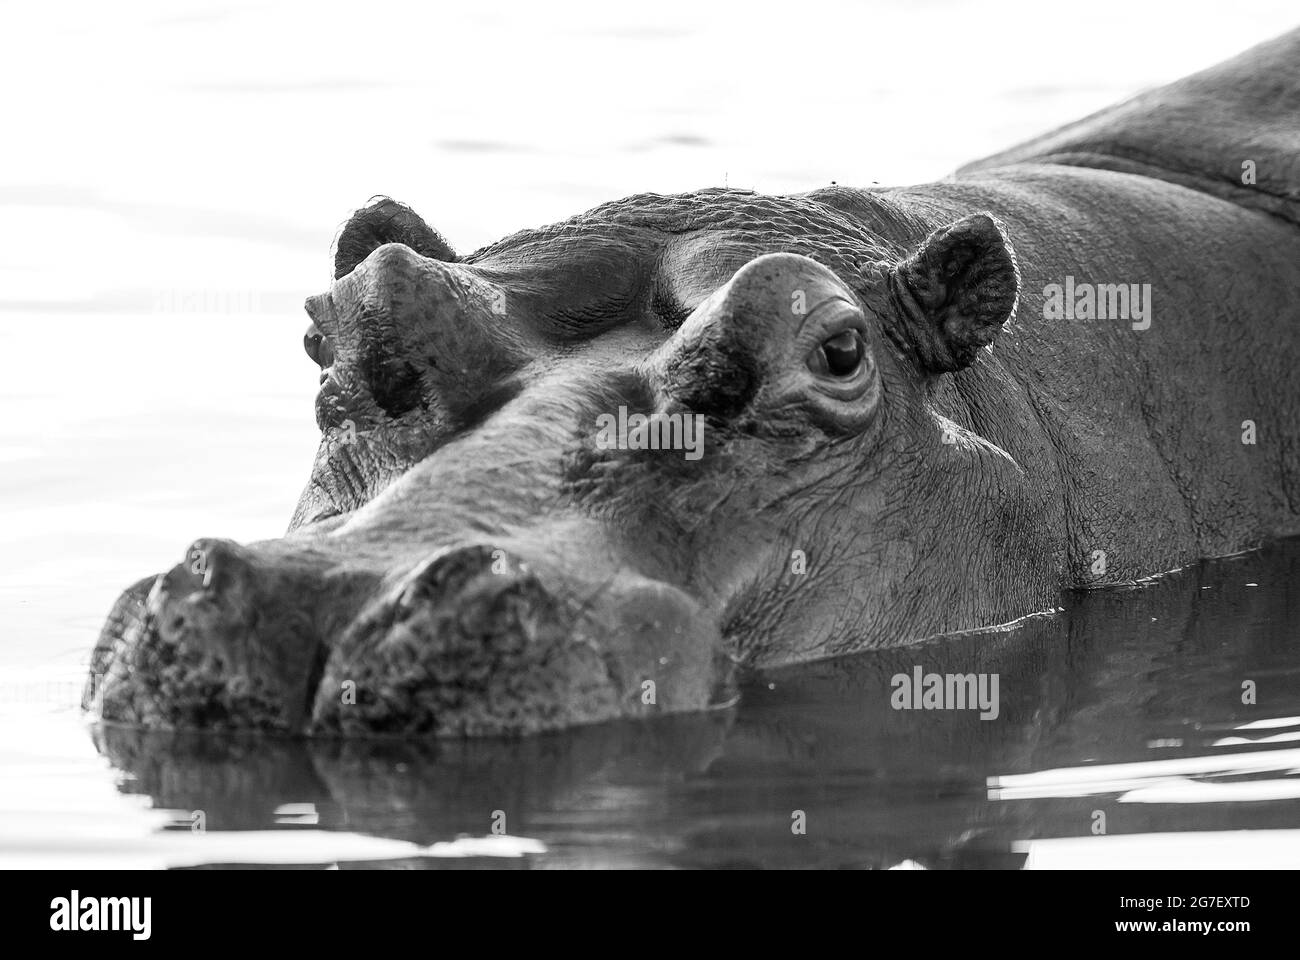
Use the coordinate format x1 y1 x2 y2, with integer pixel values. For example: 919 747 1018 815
88 30 1300 736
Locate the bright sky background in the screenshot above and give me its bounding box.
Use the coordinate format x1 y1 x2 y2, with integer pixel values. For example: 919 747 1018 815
2 0 1296 309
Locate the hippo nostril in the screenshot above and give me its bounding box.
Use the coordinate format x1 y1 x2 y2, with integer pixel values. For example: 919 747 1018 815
176 537 256 598
399 544 506 607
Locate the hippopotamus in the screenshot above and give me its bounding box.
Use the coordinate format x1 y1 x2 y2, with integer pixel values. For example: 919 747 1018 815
87 29 1300 736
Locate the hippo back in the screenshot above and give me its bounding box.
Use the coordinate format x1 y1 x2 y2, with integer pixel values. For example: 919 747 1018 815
958 28 1300 226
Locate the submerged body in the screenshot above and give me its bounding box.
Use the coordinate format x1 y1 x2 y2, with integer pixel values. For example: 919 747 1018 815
89 30 1300 734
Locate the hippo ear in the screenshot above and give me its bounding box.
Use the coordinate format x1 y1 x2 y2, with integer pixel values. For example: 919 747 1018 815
886 212 1019 373
333 197 458 279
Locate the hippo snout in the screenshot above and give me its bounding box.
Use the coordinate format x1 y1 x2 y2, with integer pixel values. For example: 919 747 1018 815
88 538 734 737
89 539 337 733
311 544 732 736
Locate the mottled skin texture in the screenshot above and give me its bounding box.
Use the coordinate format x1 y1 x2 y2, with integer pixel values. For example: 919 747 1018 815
89 30 1300 735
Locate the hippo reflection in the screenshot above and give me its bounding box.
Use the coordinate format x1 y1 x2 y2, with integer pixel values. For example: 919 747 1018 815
88 30 1300 735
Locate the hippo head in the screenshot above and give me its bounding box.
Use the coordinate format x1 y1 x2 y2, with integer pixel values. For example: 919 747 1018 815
89 189 1054 736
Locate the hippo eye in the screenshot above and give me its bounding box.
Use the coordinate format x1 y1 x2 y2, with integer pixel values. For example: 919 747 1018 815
304 330 335 368
808 330 865 378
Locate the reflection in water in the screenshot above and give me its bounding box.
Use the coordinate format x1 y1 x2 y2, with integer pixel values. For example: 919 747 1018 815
989 746 1300 799
75 539 1300 869
1013 831 1300 869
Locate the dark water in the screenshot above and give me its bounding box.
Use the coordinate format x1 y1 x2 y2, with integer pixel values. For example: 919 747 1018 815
83 539 1300 869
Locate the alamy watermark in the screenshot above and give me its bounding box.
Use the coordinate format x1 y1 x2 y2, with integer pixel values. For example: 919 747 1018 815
1 675 100 712
595 406 704 461
50 891 151 940
153 288 263 315
890 667 1000 720
1042 276 1151 330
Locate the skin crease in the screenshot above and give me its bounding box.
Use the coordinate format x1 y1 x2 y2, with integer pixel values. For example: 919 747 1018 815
88 30 1300 735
